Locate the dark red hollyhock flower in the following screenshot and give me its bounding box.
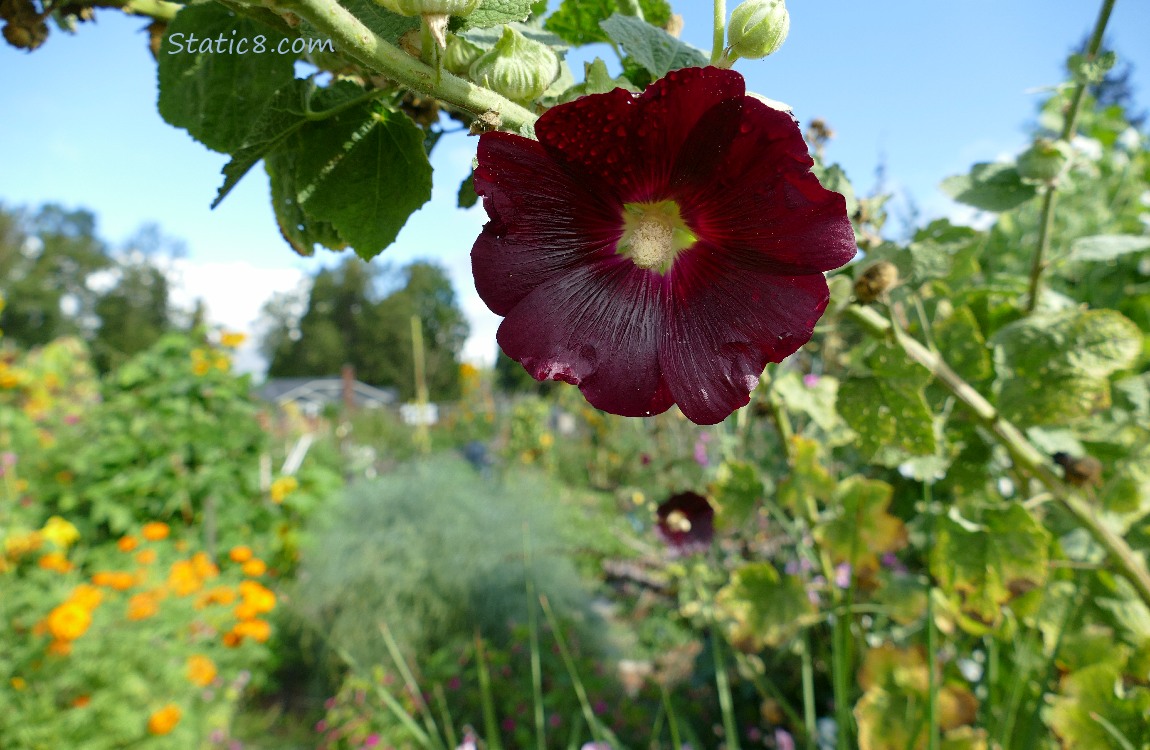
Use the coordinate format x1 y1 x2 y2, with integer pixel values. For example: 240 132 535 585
472 66 856 424
655 491 715 555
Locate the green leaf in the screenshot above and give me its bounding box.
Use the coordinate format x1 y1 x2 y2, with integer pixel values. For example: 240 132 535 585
158 3 297 154
457 171 478 208
1048 660 1150 750
813 163 858 217
773 371 851 438
711 460 763 532
930 503 1050 629
933 304 992 382
1068 234 1150 262
776 436 835 513
599 13 706 79
341 0 419 42
714 562 816 650
544 0 671 46
214 80 372 209
274 103 432 260
814 476 906 575
838 377 936 459
463 0 536 28
265 146 346 257
940 162 1037 212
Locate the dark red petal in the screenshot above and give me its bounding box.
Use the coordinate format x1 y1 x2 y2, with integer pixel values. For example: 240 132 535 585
656 491 715 553
472 132 623 316
679 98 857 274
497 261 674 418
535 67 746 203
661 247 831 424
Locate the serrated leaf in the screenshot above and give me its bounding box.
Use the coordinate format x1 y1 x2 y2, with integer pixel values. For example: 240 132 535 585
463 0 536 28
214 80 371 208
773 371 849 436
838 377 936 459
462 22 566 48
599 13 706 79
158 3 296 153
265 148 345 257
289 104 431 259
776 436 835 512
1068 234 1150 262
544 0 670 46
940 162 1037 212
814 163 858 217
714 562 816 650
930 504 1050 629
711 460 763 532
815 476 906 575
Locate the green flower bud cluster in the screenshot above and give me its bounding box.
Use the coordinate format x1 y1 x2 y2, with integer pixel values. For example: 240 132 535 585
728 0 789 61
1016 138 1072 185
470 26 560 105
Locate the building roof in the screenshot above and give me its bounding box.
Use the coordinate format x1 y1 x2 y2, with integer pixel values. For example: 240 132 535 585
256 377 399 409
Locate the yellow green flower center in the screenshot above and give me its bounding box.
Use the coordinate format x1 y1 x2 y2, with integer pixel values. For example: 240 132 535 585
666 509 692 533
617 200 697 273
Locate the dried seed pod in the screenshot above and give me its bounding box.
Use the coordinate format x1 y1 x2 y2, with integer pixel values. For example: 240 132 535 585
853 260 899 303
1052 452 1103 487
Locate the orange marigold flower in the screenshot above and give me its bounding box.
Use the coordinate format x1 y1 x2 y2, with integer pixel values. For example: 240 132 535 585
67 584 103 610
232 619 271 643
47 601 91 641
238 581 276 614
186 655 217 687
38 552 73 573
118 536 139 553
233 602 259 621
191 551 219 580
228 545 254 564
127 593 160 621
167 561 201 596
92 571 135 591
204 586 237 606
136 548 157 565
147 704 181 735
10 676 27 691
141 522 170 541
222 631 241 648
241 559 267 577
72 695 91 708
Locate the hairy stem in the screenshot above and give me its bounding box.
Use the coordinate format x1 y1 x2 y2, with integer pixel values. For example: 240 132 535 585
844 303 1150 610
1024 0 1116 313
112 0 181 21
711 0 726 65
271 0 539 134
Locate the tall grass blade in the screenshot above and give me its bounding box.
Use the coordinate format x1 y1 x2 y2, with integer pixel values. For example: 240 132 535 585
379 621 448 750
475 633 505 750
712 632 742 750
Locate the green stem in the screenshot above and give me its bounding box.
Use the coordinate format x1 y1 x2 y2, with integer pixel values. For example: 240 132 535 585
711 0 727 66
800 631 818 748
712 633 742 750
1024 0 1116 313
923 483 940 750
271 0 538 134
108 0 180 22
616 0 645 20
844 303 1150 611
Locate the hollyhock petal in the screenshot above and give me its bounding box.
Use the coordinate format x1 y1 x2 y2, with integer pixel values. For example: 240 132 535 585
680 98 857 273
473 132 621 315
661 249 830 424
497 261 675 418
536 67 745 202
655 491 715 554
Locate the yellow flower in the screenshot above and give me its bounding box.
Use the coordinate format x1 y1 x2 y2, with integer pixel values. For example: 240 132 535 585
242 558 267 577
4 530 42 558
219 331 247 348
117 536 139 553
92 571 135 591
147 704 181 735
238 580 276 614
167 561 201 596
192 359 210 376
135 549 157 565
186 655 217 686
214 355 230 371
142 522 170 541
37 552 73 573
538 432 554 448
47 602 91 641
228 545 254 563
10 677 26 691
269 476 299 504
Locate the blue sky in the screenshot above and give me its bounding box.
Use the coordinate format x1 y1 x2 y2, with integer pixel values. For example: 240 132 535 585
2 0 1149 367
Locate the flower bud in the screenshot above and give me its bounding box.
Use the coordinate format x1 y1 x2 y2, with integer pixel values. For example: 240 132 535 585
375 0 478 17
853 260 898 303
1016 138 1071 184
444 34 484 76
728 0 789 60
470 26 560 104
